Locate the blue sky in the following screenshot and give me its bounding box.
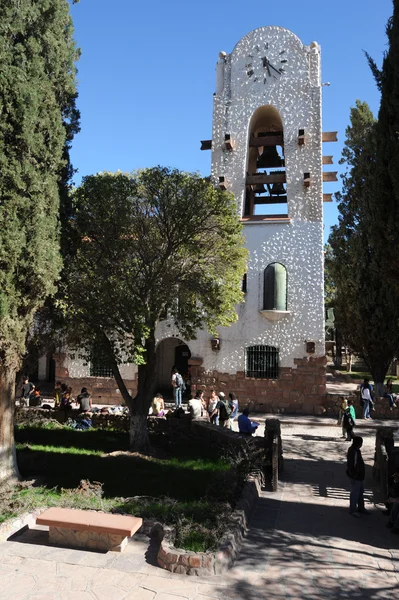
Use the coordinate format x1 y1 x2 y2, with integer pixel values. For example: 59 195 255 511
69 0 392 242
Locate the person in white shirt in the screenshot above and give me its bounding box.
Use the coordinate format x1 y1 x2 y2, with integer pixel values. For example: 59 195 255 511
360 379 373 419
188 390 204 419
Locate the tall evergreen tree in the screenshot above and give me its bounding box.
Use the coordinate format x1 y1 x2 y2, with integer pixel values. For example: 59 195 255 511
0 0 79 484
366 0 399 290
327 101 399 390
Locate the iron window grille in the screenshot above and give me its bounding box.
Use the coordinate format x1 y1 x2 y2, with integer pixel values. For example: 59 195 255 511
90 347 114 378
246 345 279 379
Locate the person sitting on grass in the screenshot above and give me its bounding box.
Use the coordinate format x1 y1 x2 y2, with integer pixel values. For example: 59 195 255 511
29 388 42 407
76 387 92 413
237 407 259 436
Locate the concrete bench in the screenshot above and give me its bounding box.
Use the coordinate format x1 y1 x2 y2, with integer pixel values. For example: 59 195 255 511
37 508 142 552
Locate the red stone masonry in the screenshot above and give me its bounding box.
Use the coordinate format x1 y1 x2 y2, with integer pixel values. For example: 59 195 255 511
190 356 327 415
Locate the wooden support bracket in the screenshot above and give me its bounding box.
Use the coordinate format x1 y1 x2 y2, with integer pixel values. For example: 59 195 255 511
323 171 338 182
298 129 305 145
322 132 338 142
200 140 212 151
219 176 227 190
323 194 333 202
224 134 234 151
322 156 333 165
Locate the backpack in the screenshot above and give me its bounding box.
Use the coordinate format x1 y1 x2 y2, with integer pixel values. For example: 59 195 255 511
219 399 233 420
175 373 186 391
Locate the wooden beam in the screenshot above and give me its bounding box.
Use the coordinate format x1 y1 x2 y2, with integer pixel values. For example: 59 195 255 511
322 132 338 142
323 194 333 202
323 171 338 182
249 134 284 147
246 173 286 185
323 156 333 164
200 140 212 150
254 195 288 204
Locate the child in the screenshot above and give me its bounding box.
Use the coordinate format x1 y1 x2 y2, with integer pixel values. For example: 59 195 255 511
338 397 348 438
343 399 356 441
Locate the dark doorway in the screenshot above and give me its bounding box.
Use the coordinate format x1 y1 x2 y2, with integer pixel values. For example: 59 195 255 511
174 344 191 377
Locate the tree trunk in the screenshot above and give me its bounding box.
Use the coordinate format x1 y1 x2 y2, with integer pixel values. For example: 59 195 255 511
129 333 157 453
102 330 157 454
0 365 19 486
129 414 151 454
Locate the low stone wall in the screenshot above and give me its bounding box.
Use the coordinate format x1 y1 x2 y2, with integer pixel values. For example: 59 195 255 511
155 473 262 575
14 407 130 431
324 392 399 420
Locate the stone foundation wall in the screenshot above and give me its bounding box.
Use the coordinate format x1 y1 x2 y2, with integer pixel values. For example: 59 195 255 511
190 356 327 414
61 377 137 406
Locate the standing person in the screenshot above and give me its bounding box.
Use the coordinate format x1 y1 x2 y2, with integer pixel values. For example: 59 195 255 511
20 376 34 406
360 379 373 419
238 408 259 436
384 379 398 410
76 387 92 413
229 392 239 429
215 392 232 428
343 399 356 441
346 436 369 517
338 397 348 438
171 367 185 408
208 390 219 425
188 390 204 419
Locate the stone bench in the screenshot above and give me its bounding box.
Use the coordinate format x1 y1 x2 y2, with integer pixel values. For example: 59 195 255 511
36 508 142 552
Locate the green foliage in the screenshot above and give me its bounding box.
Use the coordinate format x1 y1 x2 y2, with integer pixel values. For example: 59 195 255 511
62 168 247 422
0 0 79 368
327 100 399 383
366 1 399 292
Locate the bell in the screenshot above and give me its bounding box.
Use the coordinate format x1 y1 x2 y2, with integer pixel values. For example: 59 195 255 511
256 146 283 169
252 183 265 193
270 181 286 196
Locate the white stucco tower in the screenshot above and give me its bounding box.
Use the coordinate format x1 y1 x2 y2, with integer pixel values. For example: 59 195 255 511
192 26 329 412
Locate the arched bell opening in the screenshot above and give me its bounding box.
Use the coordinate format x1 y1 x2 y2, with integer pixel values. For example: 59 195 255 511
244 105 287 218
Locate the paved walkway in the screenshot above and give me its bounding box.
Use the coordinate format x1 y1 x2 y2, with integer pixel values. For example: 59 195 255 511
1 423 398 599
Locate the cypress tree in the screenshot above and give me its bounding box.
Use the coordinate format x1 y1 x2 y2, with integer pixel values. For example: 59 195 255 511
327 101 399 391
0 0 79 483
366 0 399 290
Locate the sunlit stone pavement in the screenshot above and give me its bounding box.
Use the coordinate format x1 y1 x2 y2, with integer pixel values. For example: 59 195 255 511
0 421 398 599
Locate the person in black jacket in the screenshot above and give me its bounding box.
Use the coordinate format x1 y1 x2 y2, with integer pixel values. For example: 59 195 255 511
346 436 370 517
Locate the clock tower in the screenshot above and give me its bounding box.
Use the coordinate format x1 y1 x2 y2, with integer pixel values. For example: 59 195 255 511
193 26 335 414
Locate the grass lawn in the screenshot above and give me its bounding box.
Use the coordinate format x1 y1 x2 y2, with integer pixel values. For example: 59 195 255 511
1 423 248 551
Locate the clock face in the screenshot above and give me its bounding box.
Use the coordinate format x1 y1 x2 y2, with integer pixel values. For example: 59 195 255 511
244 42 288 84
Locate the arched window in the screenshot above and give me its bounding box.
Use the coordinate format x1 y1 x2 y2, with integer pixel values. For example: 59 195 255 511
263 263 287 311
246 345 279 379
